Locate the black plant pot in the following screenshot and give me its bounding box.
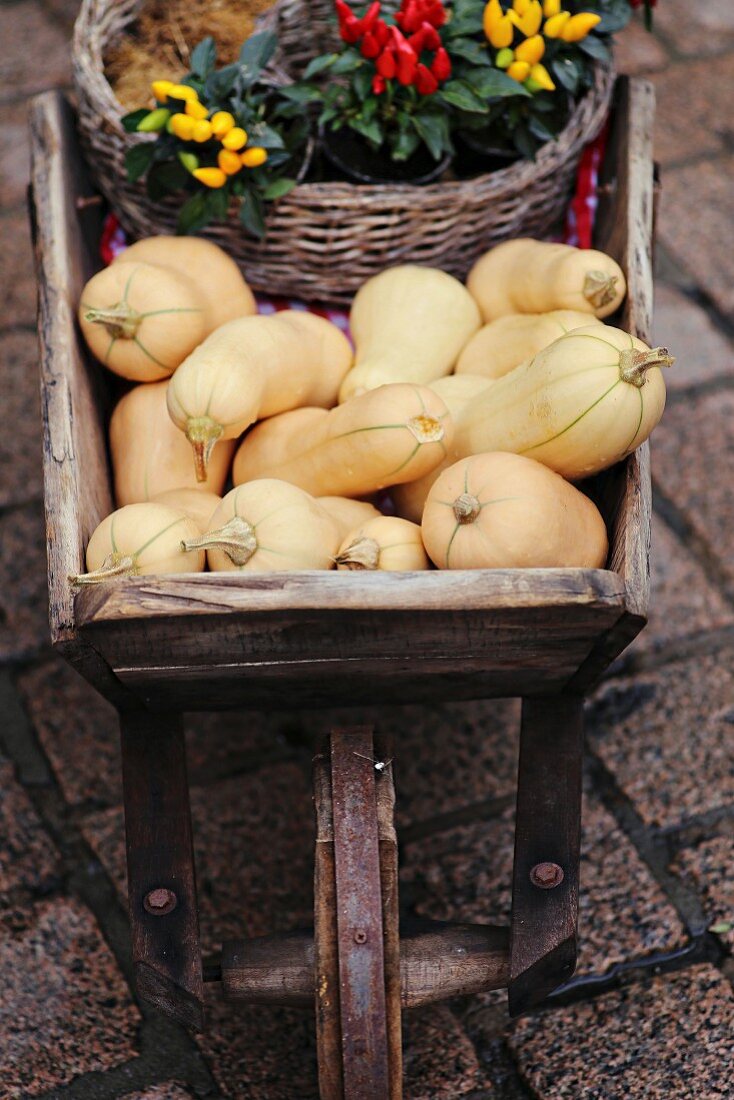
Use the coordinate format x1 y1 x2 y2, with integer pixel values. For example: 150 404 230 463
451 130 522 179
320 124 451 185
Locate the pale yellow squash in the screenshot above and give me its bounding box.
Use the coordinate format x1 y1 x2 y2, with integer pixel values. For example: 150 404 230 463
455 326 673 479
391 374 491 523
467 240 626 321
167 311 353 480
232 383 452 498
317 497 382 540
110 382 235 505
181 480 340 572
339 265 481 401
150 488 222 533
70 503 204 584
422 453 608 570
455 309 603 380
335 516 429 571
79 262 206 381
118 236 256 330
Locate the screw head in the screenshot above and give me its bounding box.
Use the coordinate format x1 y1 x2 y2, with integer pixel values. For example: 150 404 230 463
530 862 564 889
353 929 368 944
143 888 177 916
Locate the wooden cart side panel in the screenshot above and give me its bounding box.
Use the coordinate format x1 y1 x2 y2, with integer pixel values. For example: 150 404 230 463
594 76 655 620
29 92 114 646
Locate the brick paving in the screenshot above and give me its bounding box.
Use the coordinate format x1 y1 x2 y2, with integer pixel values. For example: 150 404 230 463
0 3 732 1098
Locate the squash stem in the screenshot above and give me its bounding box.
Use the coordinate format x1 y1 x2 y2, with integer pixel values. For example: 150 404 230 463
406 415 444 444
181 516 257 566
84 304 141 340
186 417 224 482
583 271 619 311
453 493 481 525
69 553 136 585
619 346 675 388
335 536 381 570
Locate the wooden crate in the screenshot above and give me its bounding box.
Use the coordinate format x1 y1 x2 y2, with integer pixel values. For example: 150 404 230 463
29 78 655 713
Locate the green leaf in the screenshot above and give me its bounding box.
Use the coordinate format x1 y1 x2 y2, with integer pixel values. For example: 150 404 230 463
391 127 420 162
264 176 297 200
145 159 189 200
447 38 488 66
596 0 633 34
411 111 448 161
302 54 338 79
709 921 733 935
121 109 149 133
246 121 286 150
577 35 611 61
207 63 239 100
331 52 363 75
439 80 488 113
354 66 373 102
512 126 538 160
208 186 230 222
239 190 267 238
348 116 383 147
527 115 557 144
465 67 531 99
124 143 156 183
176 191 213 234
280 84 323 104
239 31 278 82
552 57 580 94
190 37 217 79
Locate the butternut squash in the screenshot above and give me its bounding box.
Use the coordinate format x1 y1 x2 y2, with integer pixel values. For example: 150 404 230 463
79 262 206 381
455 326 674 479
335 516 429 571
338 265 482 402
181 481 340 572
422 453 608 570
232 384 453 498
118 236 256 330
317 497 382 540
70 503 204 584
167 311 353 480
455 309 603 380
110 382 235 505
150 488 222 533
391 374 491 523
467 240 626 321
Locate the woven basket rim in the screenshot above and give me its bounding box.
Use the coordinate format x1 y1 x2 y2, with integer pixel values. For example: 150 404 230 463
72 0 614 203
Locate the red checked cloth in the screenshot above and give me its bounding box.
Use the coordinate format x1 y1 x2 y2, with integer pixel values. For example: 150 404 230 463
100 124 609 331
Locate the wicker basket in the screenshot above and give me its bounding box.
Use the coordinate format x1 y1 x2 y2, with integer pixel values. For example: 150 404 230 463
72 0 615 303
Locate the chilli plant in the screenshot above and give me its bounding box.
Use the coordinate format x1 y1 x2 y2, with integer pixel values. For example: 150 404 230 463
121 32 309 237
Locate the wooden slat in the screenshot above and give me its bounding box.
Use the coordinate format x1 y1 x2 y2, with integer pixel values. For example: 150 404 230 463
314 745 344 1100
120 710 204 1030
508 696 583 1016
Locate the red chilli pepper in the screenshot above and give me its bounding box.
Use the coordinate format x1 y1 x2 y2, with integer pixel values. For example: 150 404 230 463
419 20 441 49
376 47 397 79
372 73 386 94
374 18 390 47
415 62 438 94
397 0 422 33
397 49 418 85
361 31 380 57
431 46 451 82
359 1 381 34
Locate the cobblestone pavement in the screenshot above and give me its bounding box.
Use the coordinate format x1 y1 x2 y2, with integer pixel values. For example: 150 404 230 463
1 1 733 1097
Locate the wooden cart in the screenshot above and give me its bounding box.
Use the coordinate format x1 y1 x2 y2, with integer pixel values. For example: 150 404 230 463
29 77 656 1098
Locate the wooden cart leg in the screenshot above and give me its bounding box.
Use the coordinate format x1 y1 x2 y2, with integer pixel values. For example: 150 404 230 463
120 708 204 1030
314 727 402 1100
508 694 584 1017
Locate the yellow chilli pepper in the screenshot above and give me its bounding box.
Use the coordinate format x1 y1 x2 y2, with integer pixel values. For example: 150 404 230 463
544 10 571 36
169 113 196 141
222 127 248 151
543 0 561 15
137 108 170 132
210 110 236 138
192 119 213 142
178 151 200 173
168 84 199 103
513 0 530 13
192 167 227 188
507 60 531 82
495 46 514 68
528 62 555 90
514 33 545 64
185 99 209 120
241 146 268 168
151 79 176 102
508 0 542 35
218 149 242 175
483 0 503 37
487 14 514 47
561 12 602 41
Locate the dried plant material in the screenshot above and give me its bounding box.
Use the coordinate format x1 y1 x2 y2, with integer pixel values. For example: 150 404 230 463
104 0 278 109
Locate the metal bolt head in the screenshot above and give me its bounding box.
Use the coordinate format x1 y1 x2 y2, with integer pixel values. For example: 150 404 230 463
529 862 564 889
353 929 368 944
143 887 177 916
